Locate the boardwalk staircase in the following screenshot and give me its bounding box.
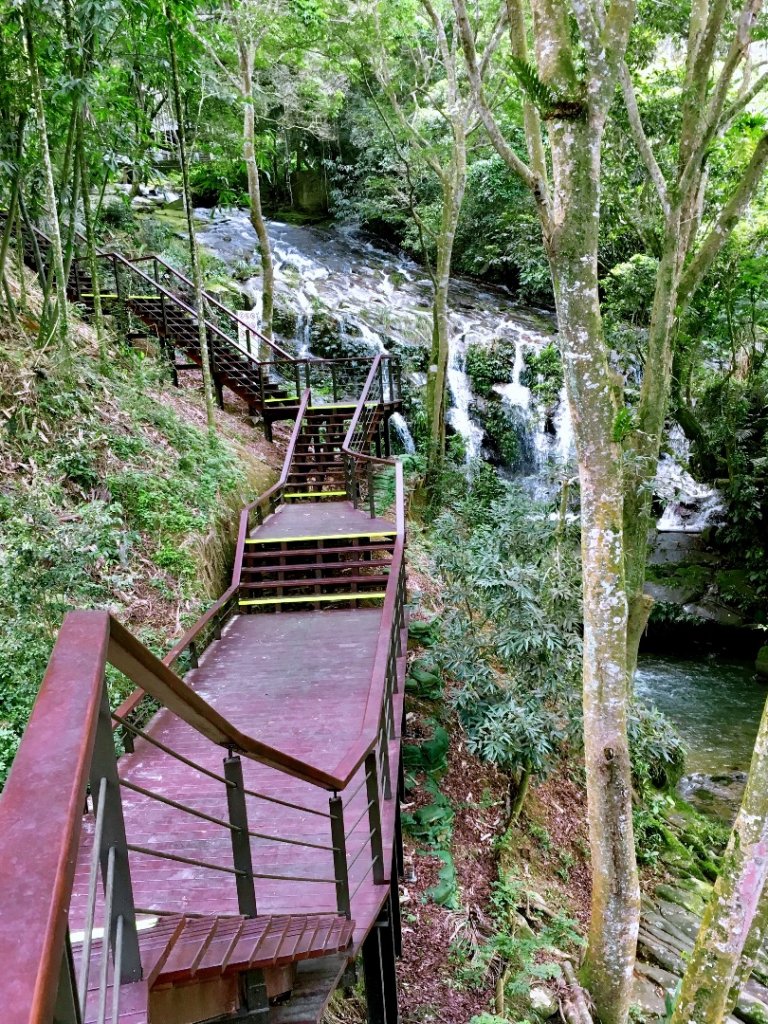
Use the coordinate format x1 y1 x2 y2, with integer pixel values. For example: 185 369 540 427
0 214 408 1024
0 210 401 436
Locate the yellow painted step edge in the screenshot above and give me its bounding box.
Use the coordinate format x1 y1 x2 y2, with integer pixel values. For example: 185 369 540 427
284 490 347 498
245 530 396 545
239 591 387 607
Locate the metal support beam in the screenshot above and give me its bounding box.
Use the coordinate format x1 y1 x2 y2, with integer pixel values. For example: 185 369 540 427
362 898 400 1024
53 934 83 1024
88 687 142 983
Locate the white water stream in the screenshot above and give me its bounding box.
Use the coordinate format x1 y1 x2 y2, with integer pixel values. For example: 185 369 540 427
194 208 719 525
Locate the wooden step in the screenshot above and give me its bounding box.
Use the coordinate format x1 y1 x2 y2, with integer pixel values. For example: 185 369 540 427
241 558 392 575
245 530 396 545
240 573 390 591
239 591 387 608
243 541 395 561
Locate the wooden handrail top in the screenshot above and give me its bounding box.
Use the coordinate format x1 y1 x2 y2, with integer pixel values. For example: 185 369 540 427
0 612 109 1024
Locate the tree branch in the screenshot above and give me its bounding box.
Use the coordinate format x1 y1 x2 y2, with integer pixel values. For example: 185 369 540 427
506 0 548 186
678 131 768 306
619 63 669 216
451 0 546 215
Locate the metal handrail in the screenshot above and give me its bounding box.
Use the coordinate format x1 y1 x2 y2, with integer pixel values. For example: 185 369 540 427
130 253 294 361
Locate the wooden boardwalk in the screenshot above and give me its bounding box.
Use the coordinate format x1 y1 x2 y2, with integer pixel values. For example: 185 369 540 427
0 213 407 1024
71 602 404 950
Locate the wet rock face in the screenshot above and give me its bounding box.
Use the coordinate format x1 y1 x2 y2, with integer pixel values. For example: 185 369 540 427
757 646 768 679
679 771 748 821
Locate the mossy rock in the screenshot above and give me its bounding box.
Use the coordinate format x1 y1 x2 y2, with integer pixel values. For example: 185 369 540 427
756 645 768 679
654 883 708 917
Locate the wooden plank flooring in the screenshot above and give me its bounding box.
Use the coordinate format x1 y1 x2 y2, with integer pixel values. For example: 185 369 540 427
71 600 402 958
250 502 395 541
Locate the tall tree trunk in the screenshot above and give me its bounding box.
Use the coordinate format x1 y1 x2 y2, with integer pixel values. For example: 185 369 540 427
547 115 639 1024
22 1 70 362
671 692 768 1024
239 57 275 345
76 120 107 368
165 4 216 431
0 112 26 300
425 140 466 485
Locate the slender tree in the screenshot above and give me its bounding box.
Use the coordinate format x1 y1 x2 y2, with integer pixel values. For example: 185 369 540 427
21 0 70 361
671 691 768 1023
451 1 768 1020
194 0 277 345
165 0 217 431
368 1 503 485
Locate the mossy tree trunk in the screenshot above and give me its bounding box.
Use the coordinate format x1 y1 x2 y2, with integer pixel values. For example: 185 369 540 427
455 4 768 1019
455 3 639 1021
22 0 70 363
547 114 640 1024
165 3 217 432
671 692 768 1024
425 132 467 488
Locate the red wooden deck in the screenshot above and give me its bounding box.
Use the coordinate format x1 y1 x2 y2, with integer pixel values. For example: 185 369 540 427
249 501 395 541
70 577 403 954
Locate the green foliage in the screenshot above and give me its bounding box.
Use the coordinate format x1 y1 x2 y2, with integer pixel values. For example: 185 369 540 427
520 344 563 408
465 342 513 398
483 403 524 468
612 406 635 443
455 875 583 1019
633 793 730 879
428 484 582 796
403 793 454 847
188 158 249 207
602 255 659 327
628 702 686 794
403 723 450 776
508 59 558 115
0 341 250 785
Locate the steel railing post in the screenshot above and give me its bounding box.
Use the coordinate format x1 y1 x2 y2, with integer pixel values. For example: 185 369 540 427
330 795 351 918
365 753 385 884
54 935 82 1024
223 753 258 917
88 686 142 983
368 463 375 519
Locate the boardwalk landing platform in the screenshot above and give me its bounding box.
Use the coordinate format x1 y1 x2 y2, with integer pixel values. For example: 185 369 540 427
0 354 406 1024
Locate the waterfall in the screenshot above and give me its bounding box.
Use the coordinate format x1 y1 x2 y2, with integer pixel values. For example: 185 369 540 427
655 426 725 532
447 331 484 462
391 413 416 453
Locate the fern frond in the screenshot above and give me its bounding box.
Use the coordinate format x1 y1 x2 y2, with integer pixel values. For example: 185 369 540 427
508 57 558 114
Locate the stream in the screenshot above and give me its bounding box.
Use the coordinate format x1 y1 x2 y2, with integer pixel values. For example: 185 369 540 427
187 206 756 820
636 652 766 818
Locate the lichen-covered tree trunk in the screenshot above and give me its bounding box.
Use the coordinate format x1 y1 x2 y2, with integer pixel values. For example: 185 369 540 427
671 693 768 1024
622 218 682 676
22 1 70 362
165 5 216 431
547 115 640 1024
239 57 275 345
425 146 466 481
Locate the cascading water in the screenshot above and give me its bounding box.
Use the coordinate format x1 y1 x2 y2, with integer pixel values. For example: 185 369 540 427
655 426 725 532
193 208 700 523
